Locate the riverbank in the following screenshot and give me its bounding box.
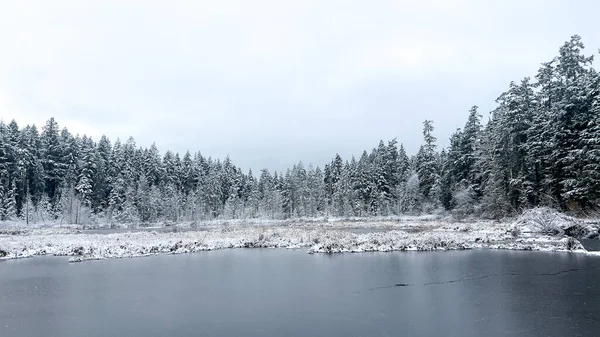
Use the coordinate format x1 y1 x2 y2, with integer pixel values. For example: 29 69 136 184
1 214 597 262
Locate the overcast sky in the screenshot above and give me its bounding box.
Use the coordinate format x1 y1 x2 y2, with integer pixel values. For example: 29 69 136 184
1 0 599 173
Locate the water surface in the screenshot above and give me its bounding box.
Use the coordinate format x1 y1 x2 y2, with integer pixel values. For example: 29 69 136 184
581 239 600 251
1 250 599 337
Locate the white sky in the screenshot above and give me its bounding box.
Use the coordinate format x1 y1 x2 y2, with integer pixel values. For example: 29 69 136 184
1 0 599 172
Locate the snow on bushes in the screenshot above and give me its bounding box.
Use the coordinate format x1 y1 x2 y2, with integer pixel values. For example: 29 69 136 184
513 207 599 239
0 219 590 262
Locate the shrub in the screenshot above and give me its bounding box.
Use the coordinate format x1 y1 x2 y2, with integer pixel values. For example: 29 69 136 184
515 207 580 235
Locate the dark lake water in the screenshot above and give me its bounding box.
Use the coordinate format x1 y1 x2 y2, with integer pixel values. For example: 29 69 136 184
1 249 600 337
581 239 600 251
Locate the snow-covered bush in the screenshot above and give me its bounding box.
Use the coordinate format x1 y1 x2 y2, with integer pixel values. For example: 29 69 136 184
514 207 579 235
451 185 477 220
398 173 422 215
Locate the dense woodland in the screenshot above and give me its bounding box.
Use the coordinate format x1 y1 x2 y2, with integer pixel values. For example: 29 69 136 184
1 35 599 225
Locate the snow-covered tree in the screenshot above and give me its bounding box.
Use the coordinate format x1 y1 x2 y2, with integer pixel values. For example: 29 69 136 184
1 34 598 222
20 196 36 225
399 172 422 214
416 120 439 207
1 181 18 220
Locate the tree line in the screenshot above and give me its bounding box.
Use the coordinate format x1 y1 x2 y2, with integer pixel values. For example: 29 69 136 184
0 35 598 224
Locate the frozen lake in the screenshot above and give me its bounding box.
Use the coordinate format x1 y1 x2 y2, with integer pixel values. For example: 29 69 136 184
1 250 599 337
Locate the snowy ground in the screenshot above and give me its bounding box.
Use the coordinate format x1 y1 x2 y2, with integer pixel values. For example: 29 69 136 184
1 213 597 262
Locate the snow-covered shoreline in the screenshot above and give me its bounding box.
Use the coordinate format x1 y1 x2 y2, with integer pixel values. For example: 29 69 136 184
1 217 596 262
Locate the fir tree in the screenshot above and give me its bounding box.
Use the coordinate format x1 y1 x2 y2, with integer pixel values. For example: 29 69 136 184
416 120 439 206
41 118 67 203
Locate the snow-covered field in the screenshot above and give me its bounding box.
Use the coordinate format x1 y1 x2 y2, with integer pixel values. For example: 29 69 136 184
1 209 597 263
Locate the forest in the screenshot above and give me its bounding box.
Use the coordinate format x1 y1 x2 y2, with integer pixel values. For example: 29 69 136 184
0 35 599 225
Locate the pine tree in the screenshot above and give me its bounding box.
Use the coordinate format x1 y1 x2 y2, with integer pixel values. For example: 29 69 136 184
332 162 356 217
258 169 277 218
149 185 162 222
549 35 595 209
416 120 439 207
41 118 67 203
76 136 95 207
244 172 260 218
108 175 126 217
93 135 112 211
181 150 196 196
60 129 79 190
355 151 377 216
0 122 9 194
324 154 343 211
1 36 598 222
36 195 53 224
204 161 223 218
382 139 401 208
135 174 152 222
459 106 483 193
119 186 140 225
57 185 76 224
5 120 25 214
440 131 461 209
1 181 18 220
145 143 163 187
21 125 46 205
122 137 139 186
280 170 293 218
8 180 18 220
396 144 410 185
576 71 600 205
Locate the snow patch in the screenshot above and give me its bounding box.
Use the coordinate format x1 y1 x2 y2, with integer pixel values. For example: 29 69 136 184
0 219 591 262
513 207 599 239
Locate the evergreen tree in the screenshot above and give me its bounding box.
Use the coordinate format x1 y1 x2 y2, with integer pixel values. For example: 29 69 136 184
40 118 67 203
119 186 140 224
577 77 600 205
21 196 36 225
0 34 598 222
36 195 53 223
549 35 595 209
244 171 260 218
399 172 421 214
2 181 18 220
416 120 439 206
136 174 152 222
21 125 46 205
93 135 112 210
76 136 95 207
459 106 483 193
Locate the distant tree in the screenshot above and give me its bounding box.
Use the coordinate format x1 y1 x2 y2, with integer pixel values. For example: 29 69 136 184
0 34 598 222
